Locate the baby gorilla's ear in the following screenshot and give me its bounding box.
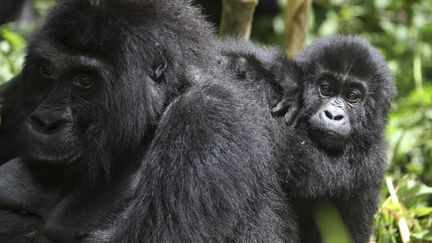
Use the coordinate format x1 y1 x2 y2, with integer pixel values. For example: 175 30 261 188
270 58 303 126
229 56 248 79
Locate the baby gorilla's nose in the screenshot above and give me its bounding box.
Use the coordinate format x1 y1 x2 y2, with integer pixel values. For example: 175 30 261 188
323 106 345 121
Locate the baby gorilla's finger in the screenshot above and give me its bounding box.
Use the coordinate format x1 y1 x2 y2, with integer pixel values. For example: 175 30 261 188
284 105 299 126
290 113 301 128
271 100 290 117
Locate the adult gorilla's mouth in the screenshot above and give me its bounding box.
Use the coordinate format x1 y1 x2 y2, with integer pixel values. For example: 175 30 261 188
22 123 82 165
22 140 83 165
26 150 82 165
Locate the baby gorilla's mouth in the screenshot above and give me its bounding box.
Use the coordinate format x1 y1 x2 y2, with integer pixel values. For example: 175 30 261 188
308 127 348 152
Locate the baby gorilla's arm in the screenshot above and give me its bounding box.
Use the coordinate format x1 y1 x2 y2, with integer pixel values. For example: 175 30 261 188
219 38 303 124
270 58 303 127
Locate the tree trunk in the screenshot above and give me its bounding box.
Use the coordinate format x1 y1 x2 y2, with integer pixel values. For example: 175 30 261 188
220 0 259 39
284 0 311 57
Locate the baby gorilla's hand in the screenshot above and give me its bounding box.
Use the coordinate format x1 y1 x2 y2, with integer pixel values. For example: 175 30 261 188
268 57 303 127
271 89 301 127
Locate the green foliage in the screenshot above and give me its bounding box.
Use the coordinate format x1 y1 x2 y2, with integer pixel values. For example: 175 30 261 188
0 0 53 83
375 177 432 242
0 29 25 83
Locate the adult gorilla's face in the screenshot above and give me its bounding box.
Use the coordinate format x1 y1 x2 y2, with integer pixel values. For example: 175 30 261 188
22 47 107 164
297 37 396 152
18 1 170 178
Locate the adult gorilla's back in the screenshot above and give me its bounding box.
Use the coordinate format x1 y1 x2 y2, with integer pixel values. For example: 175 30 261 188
116 80 293 242
0 0 296 242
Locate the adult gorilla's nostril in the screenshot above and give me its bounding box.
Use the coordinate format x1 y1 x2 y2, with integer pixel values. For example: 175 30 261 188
324 110 333 119
29 111 70 134
29 114 47 131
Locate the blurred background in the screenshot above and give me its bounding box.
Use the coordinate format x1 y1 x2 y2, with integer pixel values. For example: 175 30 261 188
0 0 431 242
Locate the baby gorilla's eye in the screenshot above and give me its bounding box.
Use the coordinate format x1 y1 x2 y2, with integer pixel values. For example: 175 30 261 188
346 91 361 103
73 73 93 89
40 62 56 79
320 83 333 95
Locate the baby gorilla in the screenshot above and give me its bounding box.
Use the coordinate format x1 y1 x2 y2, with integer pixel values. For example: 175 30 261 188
221 36 396 242
272 36 397 242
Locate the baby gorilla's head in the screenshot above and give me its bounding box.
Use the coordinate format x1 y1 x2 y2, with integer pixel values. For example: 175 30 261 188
296 36 397 151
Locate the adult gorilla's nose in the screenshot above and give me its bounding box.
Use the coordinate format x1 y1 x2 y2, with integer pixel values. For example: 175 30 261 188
28 106 73 135
23 105 80 164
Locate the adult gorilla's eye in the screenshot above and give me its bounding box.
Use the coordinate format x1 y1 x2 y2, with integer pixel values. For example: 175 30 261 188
346 91 360 103
320 83 333 95
73 73 93 89
40 62 56 78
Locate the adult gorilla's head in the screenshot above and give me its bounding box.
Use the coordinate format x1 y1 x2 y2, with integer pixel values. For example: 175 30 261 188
296 36 397 151
11 0 217 184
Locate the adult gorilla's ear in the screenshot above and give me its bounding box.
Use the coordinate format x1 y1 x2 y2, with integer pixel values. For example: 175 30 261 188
149 49 168 82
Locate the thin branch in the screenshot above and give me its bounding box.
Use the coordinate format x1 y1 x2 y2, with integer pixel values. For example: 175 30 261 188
385 177 411 243
283 0 311 57
220 0 259 39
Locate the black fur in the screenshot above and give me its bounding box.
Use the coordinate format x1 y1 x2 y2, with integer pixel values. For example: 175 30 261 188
0 0 296 242
218 38 302 122
0 77 23 164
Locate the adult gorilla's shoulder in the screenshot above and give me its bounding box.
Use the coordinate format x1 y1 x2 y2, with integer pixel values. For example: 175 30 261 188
0 0 297 242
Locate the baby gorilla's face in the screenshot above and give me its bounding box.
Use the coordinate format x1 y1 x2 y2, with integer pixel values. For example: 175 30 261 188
305 73 366 151
293 36 396 152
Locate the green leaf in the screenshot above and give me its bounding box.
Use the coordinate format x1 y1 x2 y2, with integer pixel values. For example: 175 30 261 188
412 207 432 217
412 230 432 240
1 29 25 51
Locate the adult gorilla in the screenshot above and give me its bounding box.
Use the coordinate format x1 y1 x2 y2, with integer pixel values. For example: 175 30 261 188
0 0 297 242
